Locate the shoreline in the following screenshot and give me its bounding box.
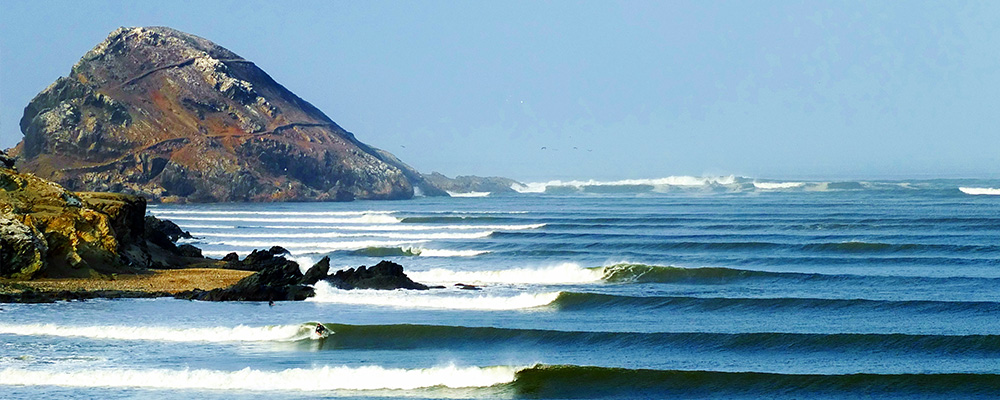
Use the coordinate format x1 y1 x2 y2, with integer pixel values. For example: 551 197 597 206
0 268 254 303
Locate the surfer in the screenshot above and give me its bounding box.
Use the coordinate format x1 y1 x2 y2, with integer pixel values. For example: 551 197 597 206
315 323 328 336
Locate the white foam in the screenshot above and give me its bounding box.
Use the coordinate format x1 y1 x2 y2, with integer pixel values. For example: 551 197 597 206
260 223 545 231
446 191 491 197
959 187 1000 195
309 282 560 310
191 231 494 240
753 181 806 189
409 263 603 285
0 364 520 391
153 210 394 216
407 248 489 257
0 323 309 343
162 215 401 224
511 175 738 193
204 240 426 250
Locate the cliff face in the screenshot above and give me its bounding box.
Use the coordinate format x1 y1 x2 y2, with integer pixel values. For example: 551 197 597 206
0 151 203 279
13 26 440 202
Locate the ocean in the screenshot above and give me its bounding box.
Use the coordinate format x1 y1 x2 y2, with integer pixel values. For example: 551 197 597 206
3 176 1000 399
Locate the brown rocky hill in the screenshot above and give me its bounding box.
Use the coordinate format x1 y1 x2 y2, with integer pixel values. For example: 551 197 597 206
11 26 444 202
0 151 208 279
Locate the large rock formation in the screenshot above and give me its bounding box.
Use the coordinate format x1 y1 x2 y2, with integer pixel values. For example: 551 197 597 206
0 150 206 278
175 247 330 301
325 260 429 290
12 26 444 202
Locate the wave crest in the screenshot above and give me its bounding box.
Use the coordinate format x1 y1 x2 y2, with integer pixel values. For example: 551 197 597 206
959 187 1000 195
308 282 560 310
0 323 319 342
0 364 520 391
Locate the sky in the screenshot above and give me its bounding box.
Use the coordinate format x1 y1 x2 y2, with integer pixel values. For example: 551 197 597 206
2 1 999 181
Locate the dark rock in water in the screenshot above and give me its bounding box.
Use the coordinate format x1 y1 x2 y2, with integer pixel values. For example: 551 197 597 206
230 247 293 271
325 260 428 290
176 251 327 301
301 256 330 285
268 246 289 255
176 244 203 258
11 26 448 202
455 283 483 291
221 252 239 262
145 215 192 243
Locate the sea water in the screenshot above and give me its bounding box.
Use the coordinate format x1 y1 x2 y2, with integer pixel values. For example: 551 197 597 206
3 177 1000 399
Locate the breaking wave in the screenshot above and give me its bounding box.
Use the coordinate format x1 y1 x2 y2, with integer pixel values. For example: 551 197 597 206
151 210 394 216
753 181 806 189
191 231 494 240
4 364 998 396
0 364 520 391
447 191 491 197
308 282 560 310
259 223 545 231
959 187 1000 195
409 263 605 285
160 214 401 224
511 176 739 193
0 323 324 343
347 246 489 257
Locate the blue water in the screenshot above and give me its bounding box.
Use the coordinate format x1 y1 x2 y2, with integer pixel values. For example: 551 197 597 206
3 180 1000 398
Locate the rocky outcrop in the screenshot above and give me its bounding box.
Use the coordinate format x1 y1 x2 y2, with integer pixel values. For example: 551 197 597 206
176 253 429 301
0 151 206 279
12 26 446 203
325 260 429 290
421 172 522 194
175 248 329 301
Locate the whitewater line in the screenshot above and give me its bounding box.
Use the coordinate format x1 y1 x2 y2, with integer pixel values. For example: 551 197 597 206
189 231 494 240
0 364 521 391
308 282 560 310
0 323 308 342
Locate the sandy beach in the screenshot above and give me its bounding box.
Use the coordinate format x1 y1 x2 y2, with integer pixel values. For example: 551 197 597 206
2 268 254 295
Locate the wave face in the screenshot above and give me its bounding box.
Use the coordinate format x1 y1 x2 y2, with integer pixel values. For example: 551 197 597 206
508 365 1000 398
312 323 1000 357
74 185 1000 397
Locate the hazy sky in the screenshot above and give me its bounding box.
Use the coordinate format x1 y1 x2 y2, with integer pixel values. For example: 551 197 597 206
2 1 999 181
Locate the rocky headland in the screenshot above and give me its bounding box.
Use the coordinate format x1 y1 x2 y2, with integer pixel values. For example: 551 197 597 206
0 150 210 280
0 159 434 302
11 26 447 202
421 172 522 194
